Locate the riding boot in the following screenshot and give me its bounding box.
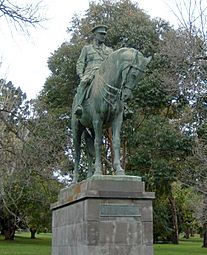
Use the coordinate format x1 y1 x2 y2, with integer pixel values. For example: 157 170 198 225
74 75 93 118
74 84 86 118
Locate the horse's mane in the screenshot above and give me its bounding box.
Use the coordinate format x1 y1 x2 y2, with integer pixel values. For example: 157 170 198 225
89 47 142 99
90 47 139 97
100 47 137 72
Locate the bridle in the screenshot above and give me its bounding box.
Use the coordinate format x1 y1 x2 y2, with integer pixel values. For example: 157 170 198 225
97 63 146 107
121 64 146 91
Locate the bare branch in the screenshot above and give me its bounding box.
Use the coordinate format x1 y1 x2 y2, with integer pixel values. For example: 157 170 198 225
167 0 207 41
0 0 46 33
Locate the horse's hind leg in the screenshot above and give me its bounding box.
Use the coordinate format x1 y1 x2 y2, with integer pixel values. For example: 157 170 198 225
84 128 95 178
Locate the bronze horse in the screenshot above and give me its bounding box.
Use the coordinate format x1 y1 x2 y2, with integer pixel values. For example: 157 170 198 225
71 47 151 182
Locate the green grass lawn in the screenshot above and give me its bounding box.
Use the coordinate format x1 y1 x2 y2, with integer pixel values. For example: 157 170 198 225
155 236 207 255
0 232 206 255
0 232 51 255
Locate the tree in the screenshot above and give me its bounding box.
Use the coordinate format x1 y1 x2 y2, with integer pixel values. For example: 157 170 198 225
172 182 202 239
164 0 207 246
0 80 65 240
153 182 202 242
0 79 31 239
169 0 207 43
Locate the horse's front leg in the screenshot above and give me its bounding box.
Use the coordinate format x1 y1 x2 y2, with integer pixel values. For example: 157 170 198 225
112 111 125 175
72 141 81 183
93 118 103 175
72 118 83 183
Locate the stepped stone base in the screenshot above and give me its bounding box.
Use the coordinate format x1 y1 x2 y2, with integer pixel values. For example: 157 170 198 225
51 175 155 255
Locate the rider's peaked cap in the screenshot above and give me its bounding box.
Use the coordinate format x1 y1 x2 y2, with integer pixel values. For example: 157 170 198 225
91 25 108 34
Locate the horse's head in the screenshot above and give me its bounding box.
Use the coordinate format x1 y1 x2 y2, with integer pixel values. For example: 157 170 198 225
92 48 151 109
121 50 151 101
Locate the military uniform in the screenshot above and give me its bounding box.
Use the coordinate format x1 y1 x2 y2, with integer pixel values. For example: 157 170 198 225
74 25 113 117
76 43 113 80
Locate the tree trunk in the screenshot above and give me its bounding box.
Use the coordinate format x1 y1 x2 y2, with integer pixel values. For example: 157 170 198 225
184 226 190 239
190 227 194 237
104 128 114 175
106 128 114 162
203 231 207 247
4 229 15 240
203 222 207 248
122 139 127 170
169 189 179 244
30 228 37 239
203 194 207 247
3 217 16 240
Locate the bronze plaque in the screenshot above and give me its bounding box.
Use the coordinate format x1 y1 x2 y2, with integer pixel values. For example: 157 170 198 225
100 204 140 217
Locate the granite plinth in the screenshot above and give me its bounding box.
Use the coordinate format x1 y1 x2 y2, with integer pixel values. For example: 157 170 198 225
51 175 155 255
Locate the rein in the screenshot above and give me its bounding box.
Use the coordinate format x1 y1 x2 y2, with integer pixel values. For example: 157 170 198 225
97 72 119 107
120 64 146 92
96 54 146 107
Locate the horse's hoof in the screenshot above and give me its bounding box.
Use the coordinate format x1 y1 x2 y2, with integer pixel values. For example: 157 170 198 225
87 172 93 178
116 170 125 175
93 171 102 176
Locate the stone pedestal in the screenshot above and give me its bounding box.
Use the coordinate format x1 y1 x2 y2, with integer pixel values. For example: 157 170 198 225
51 175 155 255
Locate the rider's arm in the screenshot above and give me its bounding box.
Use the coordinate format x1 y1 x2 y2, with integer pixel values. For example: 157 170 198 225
76 46 88 79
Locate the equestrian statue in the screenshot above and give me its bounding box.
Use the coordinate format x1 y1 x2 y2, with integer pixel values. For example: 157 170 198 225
71 25 151 182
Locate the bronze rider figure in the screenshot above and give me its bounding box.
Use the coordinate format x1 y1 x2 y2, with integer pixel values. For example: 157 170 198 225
74 25 113 117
